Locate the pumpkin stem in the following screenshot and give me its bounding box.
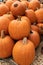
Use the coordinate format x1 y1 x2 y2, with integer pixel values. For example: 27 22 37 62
17 16 21 21
23 37 27 44
35 7 39 11
14 4 18 7
7 12 11 14
33 22 37 25
1 30 5 38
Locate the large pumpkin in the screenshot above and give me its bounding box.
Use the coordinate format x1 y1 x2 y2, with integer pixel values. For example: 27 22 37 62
29 30 40 48
37 23 43 34
9 16 31 40
35 8 43 23
28 0 40 11
0 30 14 58
10 1 26 16
12 37 35 65
0 16 10 34
0 3 9 16
25 9 36 23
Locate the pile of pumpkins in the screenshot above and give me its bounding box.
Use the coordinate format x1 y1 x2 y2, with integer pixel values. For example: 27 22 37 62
0 0 43 65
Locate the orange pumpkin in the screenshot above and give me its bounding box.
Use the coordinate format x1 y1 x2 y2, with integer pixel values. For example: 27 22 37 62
5 0 14 10
9 16 31 40
29 30 40 48
10 1 26 16
25 9 37 23
12 37 35 65
3 12 14 21
0 3 9 16
37 23 43 34
0 30 14 58
5 0 17 11
28 0 40 11
35 8 43 23
21 1 29 8
0 16 10 34
31 22 39 32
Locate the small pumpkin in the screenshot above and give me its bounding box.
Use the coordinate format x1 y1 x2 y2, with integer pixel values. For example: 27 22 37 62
10 1 26 16
29 30 40 48
0 3 9 16
0 30 14 58
21 1 29 8
25 9 37 23
5 0 16 10
9 16 31 40
28 0 40 11
3 12 14 21
35 8 43 23
37 23 43 34
31 22 39 32
0 16 10 34
12 37 35 65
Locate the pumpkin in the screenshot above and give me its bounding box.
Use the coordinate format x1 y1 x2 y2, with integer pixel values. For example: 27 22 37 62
3 12 14 21
5 0 14 11
28 0 40 11
0 16 10 34
31 22 39 32
29 30 40 48
12 37 35 65
9 16 31 40
21 1 29 8
0 30 14 58
37 23 43 34
25 9 37 23
0 3 9 16
35 8 43 23
10 1 26 16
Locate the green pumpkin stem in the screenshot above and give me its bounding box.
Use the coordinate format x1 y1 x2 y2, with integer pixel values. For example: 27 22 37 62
1 30 5 38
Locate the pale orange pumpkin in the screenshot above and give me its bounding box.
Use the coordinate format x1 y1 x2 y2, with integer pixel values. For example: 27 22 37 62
12 37 35 65
0 30 14 58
